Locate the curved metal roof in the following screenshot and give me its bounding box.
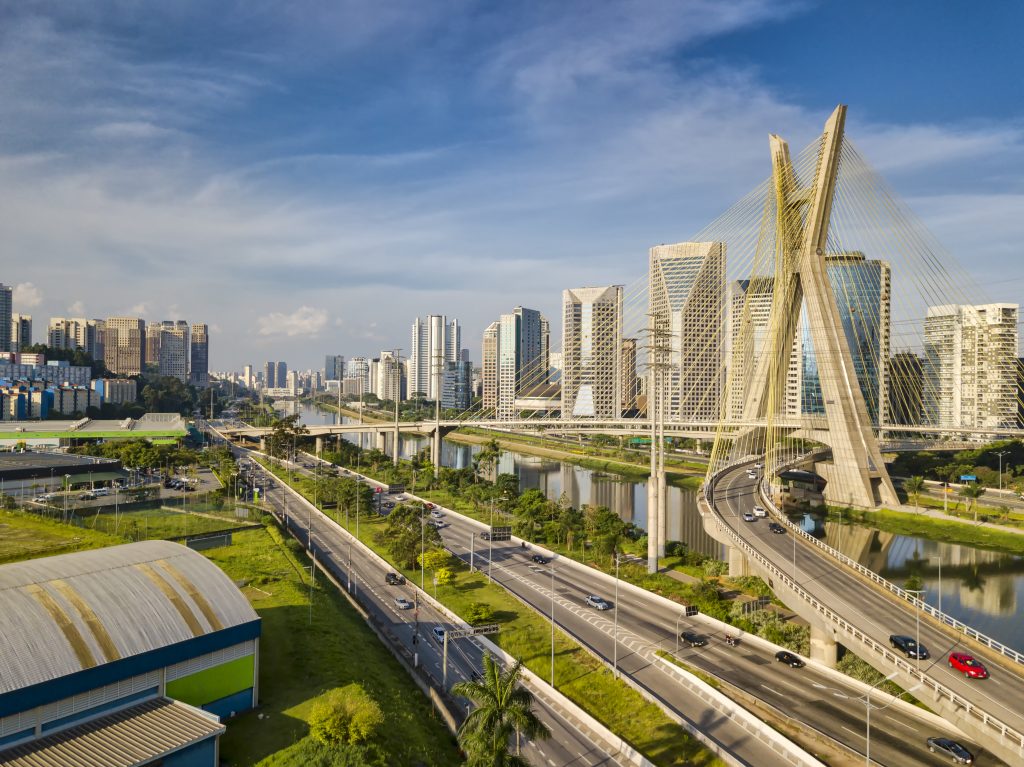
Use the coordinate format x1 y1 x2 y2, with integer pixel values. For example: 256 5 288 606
0 540 258 695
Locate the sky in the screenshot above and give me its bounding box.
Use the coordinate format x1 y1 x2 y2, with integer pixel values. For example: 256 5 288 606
2 0 1022 371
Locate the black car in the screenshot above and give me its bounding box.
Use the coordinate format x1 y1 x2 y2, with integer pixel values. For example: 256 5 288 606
479 532 491 541
925 737 974 764
531 555 549 564
679 631 707 647
775 650 805 668
768 522 786 534
385 572 405 586
890 634 930 660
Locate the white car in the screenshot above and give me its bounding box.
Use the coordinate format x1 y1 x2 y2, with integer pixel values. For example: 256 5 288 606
430 510 444 519
394 597 413 610
752 506 767 518
742 511 755 522
585 595 612 611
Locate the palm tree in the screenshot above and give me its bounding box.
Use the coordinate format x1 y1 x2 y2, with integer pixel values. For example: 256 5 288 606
904 476 925 513
452 654 550 766
959 484 987 521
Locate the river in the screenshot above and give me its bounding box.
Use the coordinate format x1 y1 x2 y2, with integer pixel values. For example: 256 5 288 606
278 400 1024 651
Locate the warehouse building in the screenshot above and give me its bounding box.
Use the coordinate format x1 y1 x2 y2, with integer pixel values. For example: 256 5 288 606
0 540 261 766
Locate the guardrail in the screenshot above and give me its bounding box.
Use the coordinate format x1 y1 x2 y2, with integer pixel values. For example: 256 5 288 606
703 470 1024 760
752 467 1024 667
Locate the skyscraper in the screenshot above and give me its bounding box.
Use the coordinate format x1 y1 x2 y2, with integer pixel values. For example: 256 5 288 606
494 307 548 420
10 314 31 352
376 351 403 402
48 318 100 357
923 303 1019 430
0 284 10 355
155 321 189 382
264 361 276 389
276 361 287 390
561 285 623 419
441 360 472 410
105 317 146 376
347 357 370 394
888 352 923 426
801 254 891 426
325 355 345 381
649 242 725 422
481 321 499 411
409 315 461 400
621 338 639 411
190 323 209 387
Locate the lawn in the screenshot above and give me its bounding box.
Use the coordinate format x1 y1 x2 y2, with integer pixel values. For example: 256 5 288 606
0 509 123 563
259 458 725 767
206 526 462 767
78 505 261 540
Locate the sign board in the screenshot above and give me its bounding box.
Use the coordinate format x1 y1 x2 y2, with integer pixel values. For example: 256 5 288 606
960 475 977 482
446 623 500 640
490 526 512 542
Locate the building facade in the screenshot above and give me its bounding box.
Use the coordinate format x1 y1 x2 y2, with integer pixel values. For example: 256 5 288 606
649 242 726 422
0 284 10 355
923 303 1019 431
190 323 209 387
481 321 499 411
887 352 924 426
10 313 30 353
325 354 345 382
156 321 190 382
409 315 461 400
48 317 99 357
105 317 146 376
561 285 623 419
441 360 473 410
93 378 138 406
376 351 404 402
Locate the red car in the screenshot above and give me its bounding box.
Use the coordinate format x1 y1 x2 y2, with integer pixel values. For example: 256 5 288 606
948 652 988 679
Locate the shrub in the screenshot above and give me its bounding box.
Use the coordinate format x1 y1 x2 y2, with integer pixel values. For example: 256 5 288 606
466 601 495 625
309 684 384 747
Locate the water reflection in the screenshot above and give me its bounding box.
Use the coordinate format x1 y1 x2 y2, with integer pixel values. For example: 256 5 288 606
289 402 721 557
793 510 1024 650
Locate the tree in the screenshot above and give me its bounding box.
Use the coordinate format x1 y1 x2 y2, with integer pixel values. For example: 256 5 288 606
513 489 550 542
904 476 925 513
309 684 384 747
452 654 550 766
474 439 501 482
375 504 442 569
957 483 987 520
266 414 309 463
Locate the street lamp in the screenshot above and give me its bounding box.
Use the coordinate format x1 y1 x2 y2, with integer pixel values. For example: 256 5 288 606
550 562 556 688
996 450 1010 493
865 678 920 766
905 589 925 663
675 609 688 656
63 474 70 523
613 552 621 679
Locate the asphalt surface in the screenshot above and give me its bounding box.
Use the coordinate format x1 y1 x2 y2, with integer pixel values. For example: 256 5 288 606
713 464 1017 766
234 447 625 767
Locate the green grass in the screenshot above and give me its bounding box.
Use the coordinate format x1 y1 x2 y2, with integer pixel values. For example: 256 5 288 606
0 508 123 563
259 458 725 767
831 506 1024 556
206 526 462 767
78 506 261 540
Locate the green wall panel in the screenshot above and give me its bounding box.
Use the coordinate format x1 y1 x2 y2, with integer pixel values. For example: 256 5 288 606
166 655 254 706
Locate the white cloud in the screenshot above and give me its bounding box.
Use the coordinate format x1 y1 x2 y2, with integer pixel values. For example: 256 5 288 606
127 303 148 316
13 282 42 308
67 300 85 315
258 306 329 337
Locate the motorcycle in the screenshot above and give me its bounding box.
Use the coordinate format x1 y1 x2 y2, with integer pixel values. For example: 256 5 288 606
724 635 740 647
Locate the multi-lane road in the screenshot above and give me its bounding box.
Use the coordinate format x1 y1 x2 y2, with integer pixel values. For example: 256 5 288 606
712 464 1019 765
234 448 628 767
264 443 990 767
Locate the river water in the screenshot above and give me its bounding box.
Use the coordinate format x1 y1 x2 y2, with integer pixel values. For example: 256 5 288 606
278 400 1024 650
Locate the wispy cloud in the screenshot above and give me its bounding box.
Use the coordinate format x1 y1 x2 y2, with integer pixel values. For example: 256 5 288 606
13 282 42 308
258 307 329 338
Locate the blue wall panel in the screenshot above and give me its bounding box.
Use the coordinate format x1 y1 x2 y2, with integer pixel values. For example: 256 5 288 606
201 688 254 720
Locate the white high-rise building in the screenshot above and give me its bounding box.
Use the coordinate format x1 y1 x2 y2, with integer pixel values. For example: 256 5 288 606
409 315 461 400
481 321 499 411
561 286 623 419
48 317 100 357
923 303 1019 431
347 357 370 394
649 241 726 422
156 321 190 382
376 350 404 402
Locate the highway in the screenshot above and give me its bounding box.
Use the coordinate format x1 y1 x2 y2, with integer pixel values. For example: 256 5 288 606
274 447 974 767
712 464 1017 765
234 447 628 767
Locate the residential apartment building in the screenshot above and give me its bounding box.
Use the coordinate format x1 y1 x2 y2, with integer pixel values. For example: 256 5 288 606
92 378 138 405
923 303 1019 431
376 350 404 402
48 317 100 357
103 317 146 376
0 284 10 354
481 321 499 411
11 313 31 352
409 315 462 400
155 321 190 382
649 241 725 422
561 285 623 419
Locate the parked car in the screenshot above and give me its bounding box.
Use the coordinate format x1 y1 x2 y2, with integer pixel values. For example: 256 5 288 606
385 572 405 586
432 626 446 643
679 631 707 647
394 597 413 610
889 634 930 659
742 511 755 522
531 555 549 564
80 492 97 501
768 522 786 534
585 595 612 611
925 737 974 764
32 496 48 503
775 651 805 668
948 652 988 679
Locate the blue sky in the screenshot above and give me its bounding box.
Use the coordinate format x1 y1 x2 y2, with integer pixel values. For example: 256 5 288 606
2 0 1022 371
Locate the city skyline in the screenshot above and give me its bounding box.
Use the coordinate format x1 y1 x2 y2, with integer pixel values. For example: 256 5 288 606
2 3 1023 370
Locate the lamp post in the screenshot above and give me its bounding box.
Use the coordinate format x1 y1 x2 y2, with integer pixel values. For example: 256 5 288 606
420 504 426 592
63 474 70 523
488 496 495 583
550 562 556 688
906 589 925 663
675 609 687 655
996 450 1009 493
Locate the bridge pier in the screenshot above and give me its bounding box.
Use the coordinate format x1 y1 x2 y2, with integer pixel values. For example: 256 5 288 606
809 624 838 668
727 546 750 577
259 437 266 453
315 437 324 455
376 432 386 453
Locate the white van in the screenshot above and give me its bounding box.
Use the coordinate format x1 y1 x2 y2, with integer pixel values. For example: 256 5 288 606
752 505 767 518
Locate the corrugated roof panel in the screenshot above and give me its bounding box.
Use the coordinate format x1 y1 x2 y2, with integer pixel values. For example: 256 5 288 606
0 541 258 695
0 697 224 767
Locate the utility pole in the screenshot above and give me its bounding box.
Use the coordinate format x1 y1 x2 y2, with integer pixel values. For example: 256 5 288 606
392 348 402 467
